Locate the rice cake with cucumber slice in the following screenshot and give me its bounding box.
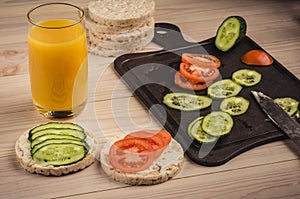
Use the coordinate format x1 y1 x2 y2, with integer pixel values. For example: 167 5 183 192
15 122 96 176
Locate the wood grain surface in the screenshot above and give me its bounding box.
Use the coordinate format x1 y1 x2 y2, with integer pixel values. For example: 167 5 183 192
0 0 299 198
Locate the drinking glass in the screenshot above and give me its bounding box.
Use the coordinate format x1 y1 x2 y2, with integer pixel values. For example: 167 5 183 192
27 3 88 118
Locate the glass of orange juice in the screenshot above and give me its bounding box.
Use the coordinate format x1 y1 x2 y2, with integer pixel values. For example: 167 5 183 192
27 3 88 118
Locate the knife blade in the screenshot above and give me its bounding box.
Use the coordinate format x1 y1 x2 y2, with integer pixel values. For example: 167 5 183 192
251 91 300 149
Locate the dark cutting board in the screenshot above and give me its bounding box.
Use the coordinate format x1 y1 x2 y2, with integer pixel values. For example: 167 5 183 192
113 23 300 166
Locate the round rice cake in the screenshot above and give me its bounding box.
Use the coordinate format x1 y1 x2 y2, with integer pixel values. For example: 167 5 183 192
88 0 155 27
15 129 96 176
100 138 184 185
85 9 154 34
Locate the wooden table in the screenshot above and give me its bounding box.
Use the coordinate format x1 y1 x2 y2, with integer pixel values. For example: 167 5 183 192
1 0 300 198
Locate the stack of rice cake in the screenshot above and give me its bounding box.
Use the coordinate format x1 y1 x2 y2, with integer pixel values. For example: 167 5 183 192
85 0 155 57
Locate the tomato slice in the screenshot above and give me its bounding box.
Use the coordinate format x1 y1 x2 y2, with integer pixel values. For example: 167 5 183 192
125 130 171 146
109 138 155 173
179 62 219 83
182 53 221 68
125 131 163 147
155 130 172 146
241 50 273 66
124 130 171 158
174 71 213 90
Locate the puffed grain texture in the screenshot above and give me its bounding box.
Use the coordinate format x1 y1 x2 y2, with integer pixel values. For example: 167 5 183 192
15 130 95 176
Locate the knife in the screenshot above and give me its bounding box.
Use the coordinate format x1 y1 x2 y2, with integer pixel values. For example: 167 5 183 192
251 91 300 149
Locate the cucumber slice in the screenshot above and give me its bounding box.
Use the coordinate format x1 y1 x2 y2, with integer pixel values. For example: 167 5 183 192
29 122 84 137
29 128 86 141
163 93 212 111
32 143 87 167
202 111 233 136
30 134 82 149
188 117 218 143
274 97 299 116
232 69 262 87
220 96 250 116
215 16 247 52
207 79 242 98
31 139 88 155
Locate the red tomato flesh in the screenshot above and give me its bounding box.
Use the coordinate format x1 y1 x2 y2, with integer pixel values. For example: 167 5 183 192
155 130 172 146
241 50 273 66
179 62 219 83
182 53 221 68
109 130 173 173
174 71 213 90
109 138 155 173
124 130 172 158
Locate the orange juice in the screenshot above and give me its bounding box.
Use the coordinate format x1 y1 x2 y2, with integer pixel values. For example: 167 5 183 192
28 19 88 117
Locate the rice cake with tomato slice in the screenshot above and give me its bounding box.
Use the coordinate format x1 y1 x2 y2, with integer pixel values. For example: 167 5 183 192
100 136 184 185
